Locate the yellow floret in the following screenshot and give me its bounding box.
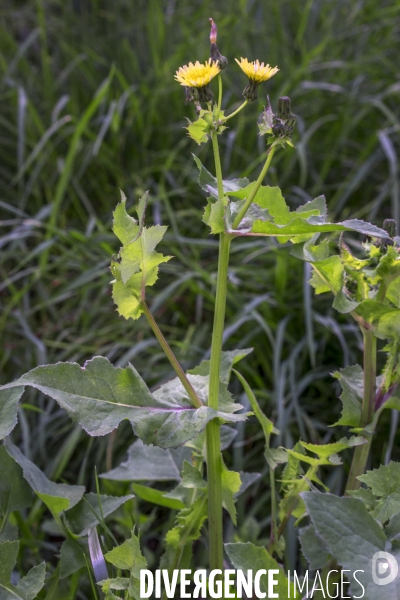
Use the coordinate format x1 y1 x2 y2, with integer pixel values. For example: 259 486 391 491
175 59 220 88
235 58 279 83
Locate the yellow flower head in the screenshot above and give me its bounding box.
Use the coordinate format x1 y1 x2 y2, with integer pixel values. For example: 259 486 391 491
175 59 220 88
235 58 279 83
235 58 279 101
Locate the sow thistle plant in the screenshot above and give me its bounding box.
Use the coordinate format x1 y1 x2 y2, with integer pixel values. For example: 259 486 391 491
1 18 400 600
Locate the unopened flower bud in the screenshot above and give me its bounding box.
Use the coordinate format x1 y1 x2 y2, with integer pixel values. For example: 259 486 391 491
383 219 397 238
277 96 292 121
209 18 228 70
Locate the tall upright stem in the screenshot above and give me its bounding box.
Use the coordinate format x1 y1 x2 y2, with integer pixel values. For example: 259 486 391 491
345 326 377 493
206 132 232 571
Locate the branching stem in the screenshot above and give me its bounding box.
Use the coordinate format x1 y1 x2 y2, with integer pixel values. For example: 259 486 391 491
232 146 276 229
141 302 203 409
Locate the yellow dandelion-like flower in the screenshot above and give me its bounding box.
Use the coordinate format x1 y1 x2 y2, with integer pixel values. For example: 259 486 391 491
235 57 279 101
175 59 220 89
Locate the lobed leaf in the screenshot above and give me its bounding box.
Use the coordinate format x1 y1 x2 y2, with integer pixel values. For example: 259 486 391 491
0 357 243 448
111 193 172 321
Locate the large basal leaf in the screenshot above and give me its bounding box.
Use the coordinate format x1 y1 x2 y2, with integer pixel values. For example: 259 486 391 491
302 492 397 600
225 542 294 599
0 446 33 514
4 439 84 515
0 357 241 449
111 192 172 320
299 524 330 570
99 439 190 482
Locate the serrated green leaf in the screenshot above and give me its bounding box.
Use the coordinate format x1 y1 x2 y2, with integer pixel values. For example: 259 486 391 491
186 118 209 144
387 277 400 308
295 436 366 466
0 386 24 441
0 540 18 587
99 439 188 482
4 440 84 515
358 461 400 497
181 461 206 489
105 529 146 575
332 365 363 427
66 493 134 536
60 538 86 579
202 197 225 234
1 358 236 449
332 289 361 313
0 446 33 514
225 542 294 598
356 299 400 338
111 194 172 320
222 464 241 525
14 563 46 600
193 155 249 200
309 255 344 294
302 492 393 600
230 184 293 224
251 217 389 239
291 234 330 262
299 524 330 570
112 192 139 244
160 496 207 572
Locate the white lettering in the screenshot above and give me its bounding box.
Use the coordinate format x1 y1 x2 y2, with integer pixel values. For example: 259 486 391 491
341 570 351 598
254 569 266 598
209 569 223 599
237 569 253 598
326 569 339 598
163 569 179 599
268 569 279 598
311 571 325 597
224 569 236 598
180 570 191 598
293 571 308 598
140 570 153 598
193 569 207 598
352 570 365 598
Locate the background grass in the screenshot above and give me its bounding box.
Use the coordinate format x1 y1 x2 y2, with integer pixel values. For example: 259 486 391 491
1 0 400 595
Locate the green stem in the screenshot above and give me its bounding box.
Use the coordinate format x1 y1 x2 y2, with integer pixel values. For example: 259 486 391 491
141 302 203 409
217 73 222 110
232 146 276 229
205 132 232 572
345 326 377 493
224 99 248 122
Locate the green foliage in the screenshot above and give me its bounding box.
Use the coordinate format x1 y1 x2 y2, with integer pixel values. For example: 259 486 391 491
5 439 85 515
0 541 45 600
0 357 245 448
225 542 295 598
111 193 172 320
302 492 395 600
